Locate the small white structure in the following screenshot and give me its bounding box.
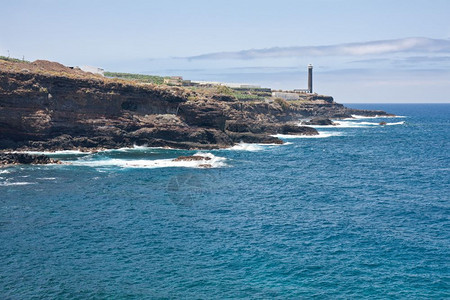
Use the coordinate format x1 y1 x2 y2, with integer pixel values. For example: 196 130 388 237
192 80 222 86
80 66 105 76
272 92 300 101
294 89 309 94
164 76 183 85
191 81 261 89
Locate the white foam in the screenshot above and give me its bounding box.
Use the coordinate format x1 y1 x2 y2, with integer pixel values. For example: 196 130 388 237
0 181 35 186
99 145 180 154
300 120 367 128
67 152 226 169
105 145 153 152
18 150 89 155
386 121 405 126
273 132 343 139
227 143 265 151
224 141 294 151
130 144 150 149
18 145 179 156
303 120 405 128
342 121 379 127
350 114 406 119
38 177 57 180
0 170 10 174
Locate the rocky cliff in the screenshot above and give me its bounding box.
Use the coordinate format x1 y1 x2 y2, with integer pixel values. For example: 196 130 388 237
0 59 392 151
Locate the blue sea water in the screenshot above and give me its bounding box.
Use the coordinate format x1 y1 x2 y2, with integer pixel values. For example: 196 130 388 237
0 104 449 299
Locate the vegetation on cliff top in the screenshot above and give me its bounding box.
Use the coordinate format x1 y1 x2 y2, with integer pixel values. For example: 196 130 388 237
0 59 195 102
211 85 264 101
274 98 290 110
0 55 30 63
104 72 165 85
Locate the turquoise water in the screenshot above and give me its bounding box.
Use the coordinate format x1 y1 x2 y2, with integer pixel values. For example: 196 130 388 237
1 104 449 298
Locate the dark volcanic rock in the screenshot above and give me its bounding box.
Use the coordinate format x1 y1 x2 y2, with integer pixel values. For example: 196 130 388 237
198 164 212 168
279 124 318 135
173 155 212 162
227 132 284 144
211 94 236 102
345 108 396 118
0 152 59 165
301 118 335 126
225 120 318 136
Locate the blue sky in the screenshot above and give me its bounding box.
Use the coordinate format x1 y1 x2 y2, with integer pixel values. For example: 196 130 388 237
1 0 450 102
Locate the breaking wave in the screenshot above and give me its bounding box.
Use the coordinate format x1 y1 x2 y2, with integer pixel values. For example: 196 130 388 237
350 115 406 119
18 150 90 155
227 143 266 151
67 152 226 169
303 120 405 128
273 132 344 139
0 181 35 186
225 142 291 151
20 145 178 156
386 121 405 126
102 145 177 153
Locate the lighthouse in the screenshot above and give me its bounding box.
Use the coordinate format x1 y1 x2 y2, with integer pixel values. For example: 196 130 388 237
308 64 313 93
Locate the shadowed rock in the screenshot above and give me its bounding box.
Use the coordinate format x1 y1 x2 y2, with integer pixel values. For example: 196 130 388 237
0 153 59 165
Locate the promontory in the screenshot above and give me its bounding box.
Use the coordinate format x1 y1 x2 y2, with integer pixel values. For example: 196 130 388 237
0 58 393 152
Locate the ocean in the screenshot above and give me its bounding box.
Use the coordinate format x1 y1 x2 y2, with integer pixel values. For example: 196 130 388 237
1 104 449 298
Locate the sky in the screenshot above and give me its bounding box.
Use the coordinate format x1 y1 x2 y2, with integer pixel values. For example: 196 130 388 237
1 0 450 103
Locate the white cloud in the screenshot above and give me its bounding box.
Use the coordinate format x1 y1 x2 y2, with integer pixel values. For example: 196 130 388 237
186 37 450 60
361 79 450 87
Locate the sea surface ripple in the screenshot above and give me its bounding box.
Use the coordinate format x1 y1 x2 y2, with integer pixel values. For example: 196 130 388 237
0 104 449 298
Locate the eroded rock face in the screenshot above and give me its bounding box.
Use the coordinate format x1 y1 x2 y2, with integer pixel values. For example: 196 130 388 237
0 59 393 151
0 70 231 150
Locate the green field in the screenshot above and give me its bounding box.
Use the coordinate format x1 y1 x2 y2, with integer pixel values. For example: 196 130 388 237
104 72 165 84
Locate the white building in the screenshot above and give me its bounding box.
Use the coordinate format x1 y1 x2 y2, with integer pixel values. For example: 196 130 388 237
272 91 300 101
191 81 261 88
80 66 105 76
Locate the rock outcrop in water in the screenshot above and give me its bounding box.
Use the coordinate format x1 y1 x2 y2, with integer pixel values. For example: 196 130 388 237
0 59 393 151
301 117 336 126
173 155 212 162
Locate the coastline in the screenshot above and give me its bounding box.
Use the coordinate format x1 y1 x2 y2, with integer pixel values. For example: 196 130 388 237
0 59 394 160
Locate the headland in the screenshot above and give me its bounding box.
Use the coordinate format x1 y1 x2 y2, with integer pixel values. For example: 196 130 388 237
0 58 393 163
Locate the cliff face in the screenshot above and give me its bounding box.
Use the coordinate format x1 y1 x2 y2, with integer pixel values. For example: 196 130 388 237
1 70 199 149
0 60 392 151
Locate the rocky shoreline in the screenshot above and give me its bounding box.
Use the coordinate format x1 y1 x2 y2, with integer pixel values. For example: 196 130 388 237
0 152 60 166
0 59 394 159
